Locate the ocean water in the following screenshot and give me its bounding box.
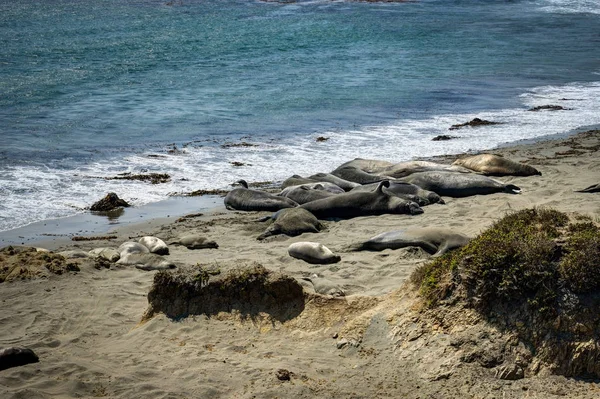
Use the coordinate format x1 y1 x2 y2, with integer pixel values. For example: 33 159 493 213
1 0 599 232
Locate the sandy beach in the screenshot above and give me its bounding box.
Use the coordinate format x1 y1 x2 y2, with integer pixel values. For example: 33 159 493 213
1 128 600 398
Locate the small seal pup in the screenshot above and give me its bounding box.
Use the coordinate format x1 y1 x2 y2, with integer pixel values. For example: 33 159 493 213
169 234 219 249
452 154 542 176
0 347 39 371
400 171 521 197
138 236 169 255
301 274 345 297
257 208 324 240
224 179 298 212
349 227 470 257
117 253 176 271
288 242 341 265
300 181 423 219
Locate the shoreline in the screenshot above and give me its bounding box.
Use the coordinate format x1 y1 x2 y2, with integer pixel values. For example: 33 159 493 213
2 123 598 250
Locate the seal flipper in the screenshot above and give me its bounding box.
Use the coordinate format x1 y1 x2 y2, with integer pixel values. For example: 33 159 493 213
504 184 521 194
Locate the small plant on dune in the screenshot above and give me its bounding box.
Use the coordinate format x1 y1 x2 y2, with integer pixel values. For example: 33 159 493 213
559 222 600 293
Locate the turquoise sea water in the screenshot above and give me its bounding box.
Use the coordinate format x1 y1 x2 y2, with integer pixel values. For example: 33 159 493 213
1 0 599 232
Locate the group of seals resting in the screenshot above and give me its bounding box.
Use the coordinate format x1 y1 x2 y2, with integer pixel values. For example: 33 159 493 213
225 179 297 212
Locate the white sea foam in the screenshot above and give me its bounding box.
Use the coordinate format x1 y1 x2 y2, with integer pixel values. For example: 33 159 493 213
537 0 600 14
1 81 599 232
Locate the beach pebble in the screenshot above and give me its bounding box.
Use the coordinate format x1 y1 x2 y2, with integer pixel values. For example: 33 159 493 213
138 236 169 255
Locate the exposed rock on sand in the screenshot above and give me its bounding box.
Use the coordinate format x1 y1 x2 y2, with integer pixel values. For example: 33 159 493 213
449 118 503 130
143 263 305 322
90 192 130 212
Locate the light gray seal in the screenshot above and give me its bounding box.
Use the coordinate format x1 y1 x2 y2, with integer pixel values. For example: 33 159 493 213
350 180 445 205
307 172 360 191
377 161 473 179
257 208 324 240
400 171 521 197
281 175 317 189
331 166 391 184
281 185 339 205
452 154 542 176
300 181 423 219
138 236 169 255
224 179 298 212
349 227 471 257
301 274 345 297
116 253 176 271
279 182 345 196
118 242 150 257
169 234 219 249
337 158 395 174
88 247 120 262
288 242 341 265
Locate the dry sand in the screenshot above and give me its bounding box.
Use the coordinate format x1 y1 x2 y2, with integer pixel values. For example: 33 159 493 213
1 129 600 398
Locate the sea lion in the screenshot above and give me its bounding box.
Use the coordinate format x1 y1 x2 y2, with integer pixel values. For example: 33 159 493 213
336 158 395 174
88 247 120 262
224 179 298 212
300 181 423 219
350 181 445 205
281 175 317 189
400 171 521 197
452 154 542 176
575 184 600 193
281 185 339 205
169 234 219 249
288 242 341 265
330 166 390 184
0 347 39 371
307 173 360 191
349 227 470 257
257 208 324 240
117 242 150 257
116 253 176 271
279 182 344 196
138 236 169 255
301 274 345 297
377 161 473 179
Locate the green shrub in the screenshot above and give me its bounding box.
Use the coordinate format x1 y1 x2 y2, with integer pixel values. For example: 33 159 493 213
560 223 600 293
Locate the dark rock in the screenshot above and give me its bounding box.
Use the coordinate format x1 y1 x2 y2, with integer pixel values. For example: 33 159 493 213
221 142 258 149
90 193 130 212
316 136 329 142
0 347 39 371
449 118 503 130
276 368 293 381
528 105 567 112
432 135 458 141
106 173 170 184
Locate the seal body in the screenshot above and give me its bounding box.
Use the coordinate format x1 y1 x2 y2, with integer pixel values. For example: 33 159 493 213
378 161 473 179
138 236 169 255
300 181 423 219
301 274 345 297
281 185 338 205
337 158 395 174
575 184 600 193
88 247 120 262
352 227 470 257
281 175 317 189
170 235 219 249
452 154 542 176
307 173 360 191
279 182 344 196
400 171 520 197
116 253 176 270
0 347 39 371
331 166 390 184
288 242 341 265
351 181 445 205
118 242 150 257
225 180 298 212
257 208 323 240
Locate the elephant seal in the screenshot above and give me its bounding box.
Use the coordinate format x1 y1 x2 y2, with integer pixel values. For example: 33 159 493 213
307 173 360 191
575 183 600 193
281 175 317 189
88 247 120 262
350 181 445 205
300 181 423 219
301 274 345 297
452 154 542 176
400 171 521 197
116 253 176 271
331 166 390 184
0 347 39 371
58 250 89 259
279 182 344 196
288 242 341 265
378 161 473 179
337 158 395 174
257 208 324 240
138 236 169 255
349 228 470 257
225 179 298 212
169 234 219 249
118 242 150 257
281 185 339 205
